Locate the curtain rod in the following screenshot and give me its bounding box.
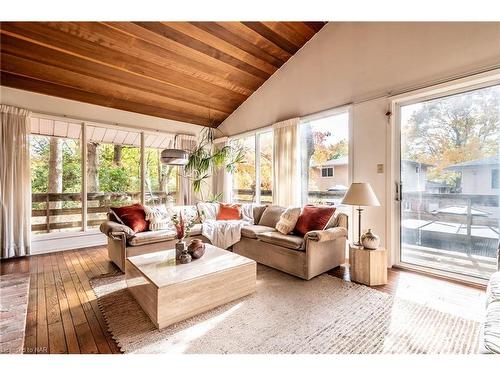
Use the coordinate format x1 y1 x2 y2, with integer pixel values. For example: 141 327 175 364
31 110 196 138
225 63 500 138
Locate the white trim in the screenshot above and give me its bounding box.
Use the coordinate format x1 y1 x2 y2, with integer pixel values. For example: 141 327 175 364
81 122 88 232
31 229 106 255
390 69 500 281
254 134 261 204
394 263 488 287
228 125 273 141
32 111 194 138
300 104 353 124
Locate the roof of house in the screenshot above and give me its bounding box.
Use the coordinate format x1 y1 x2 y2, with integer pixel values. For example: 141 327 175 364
445 156 500 170
402 159 433 168
313 156 348 167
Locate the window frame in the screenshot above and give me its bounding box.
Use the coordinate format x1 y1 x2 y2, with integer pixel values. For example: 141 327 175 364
29 114 183 238
321 167 334 178
229 128 274 205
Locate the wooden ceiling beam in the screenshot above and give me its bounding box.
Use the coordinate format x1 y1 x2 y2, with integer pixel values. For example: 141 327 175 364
1 23 256 99
165 22 278 75
0 33 238 114
133 22 271 80
241 22 300 55
1 72 220 126
1 53 228 123
190 22 287 68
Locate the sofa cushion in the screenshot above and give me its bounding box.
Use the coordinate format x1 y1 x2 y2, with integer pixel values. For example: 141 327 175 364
253 205 268 225
258 205 286 228
127 229 177 246
241 225 276 239
167 205 201 224
483 299 500 354
257 232 304 251
190 223 203 236
294 205 336 236
110 203 149 233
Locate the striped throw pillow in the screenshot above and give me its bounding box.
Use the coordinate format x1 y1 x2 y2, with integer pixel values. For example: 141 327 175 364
275 207 301 235
143 205 172 231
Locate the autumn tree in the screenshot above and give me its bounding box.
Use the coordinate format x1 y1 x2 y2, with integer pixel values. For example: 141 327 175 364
402 85 499 186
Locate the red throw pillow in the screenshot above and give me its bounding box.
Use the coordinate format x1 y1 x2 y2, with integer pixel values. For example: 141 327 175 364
216 203 242 220
294 205 336 236
110 203 149 233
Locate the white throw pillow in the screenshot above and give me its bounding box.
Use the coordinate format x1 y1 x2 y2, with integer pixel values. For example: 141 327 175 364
197 202 219 222
275 207 301 235
144 205 172 231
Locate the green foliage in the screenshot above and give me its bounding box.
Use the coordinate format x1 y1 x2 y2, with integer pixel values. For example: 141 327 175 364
184 127 245 200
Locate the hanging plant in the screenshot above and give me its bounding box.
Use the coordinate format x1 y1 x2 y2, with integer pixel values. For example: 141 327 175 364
184 127 245 202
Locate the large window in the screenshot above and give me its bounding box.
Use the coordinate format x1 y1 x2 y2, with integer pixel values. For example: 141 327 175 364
29 116 181 236
231 131 273 204
85 125 142 229
30 121 82 234
399 83 500 280
299 111 350 206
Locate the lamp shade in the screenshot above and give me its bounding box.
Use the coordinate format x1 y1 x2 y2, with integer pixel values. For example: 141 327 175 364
160 148 189 165
341 182 380 207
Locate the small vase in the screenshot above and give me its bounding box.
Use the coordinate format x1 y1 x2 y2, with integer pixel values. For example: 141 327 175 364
188 239 206 259
361 229 380 250
175 240 186 259
179 250 192 264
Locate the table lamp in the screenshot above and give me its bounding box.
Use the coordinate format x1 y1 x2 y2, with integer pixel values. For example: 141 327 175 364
341 182 380 246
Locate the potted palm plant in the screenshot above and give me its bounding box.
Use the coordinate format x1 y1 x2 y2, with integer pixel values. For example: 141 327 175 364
184 127 245 202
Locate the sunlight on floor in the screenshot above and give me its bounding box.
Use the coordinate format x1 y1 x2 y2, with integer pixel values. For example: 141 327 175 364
390 272 485 321
140 302 244 354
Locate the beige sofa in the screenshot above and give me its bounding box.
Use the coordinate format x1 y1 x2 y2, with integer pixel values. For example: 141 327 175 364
100 204 348 280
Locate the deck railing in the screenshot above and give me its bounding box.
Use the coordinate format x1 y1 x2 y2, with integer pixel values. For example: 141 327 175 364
31 191 175 233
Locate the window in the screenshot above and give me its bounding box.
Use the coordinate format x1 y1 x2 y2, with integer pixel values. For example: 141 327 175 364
30 122 82 234
399 83 500 280
299 111 350 206
29 116 181 236
231 131 273 204
321 167 334 177
86 125 141 229
492 169 499 189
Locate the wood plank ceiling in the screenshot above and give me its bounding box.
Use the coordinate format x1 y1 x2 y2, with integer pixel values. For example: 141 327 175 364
0 22 326 127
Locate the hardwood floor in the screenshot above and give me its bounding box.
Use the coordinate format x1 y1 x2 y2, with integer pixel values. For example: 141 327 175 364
0 246 486 354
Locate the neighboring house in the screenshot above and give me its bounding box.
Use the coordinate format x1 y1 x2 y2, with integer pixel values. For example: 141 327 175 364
310 156 349 191
401 160 432 192
445 156 500 195
426 180 452 194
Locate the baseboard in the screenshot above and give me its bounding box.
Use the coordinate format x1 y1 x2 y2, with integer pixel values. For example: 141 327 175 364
31 231 107 254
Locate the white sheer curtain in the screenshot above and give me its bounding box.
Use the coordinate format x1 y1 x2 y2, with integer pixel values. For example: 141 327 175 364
177 134 197 205
211 137 230 202
1 105 32 259
272 118 301 207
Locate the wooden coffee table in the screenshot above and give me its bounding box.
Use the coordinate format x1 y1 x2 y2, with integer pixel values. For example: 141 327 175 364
125 244 256 329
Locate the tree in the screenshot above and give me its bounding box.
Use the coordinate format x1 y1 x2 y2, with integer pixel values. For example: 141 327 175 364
402 85 499 186
87 142 99 192
48 137 63 208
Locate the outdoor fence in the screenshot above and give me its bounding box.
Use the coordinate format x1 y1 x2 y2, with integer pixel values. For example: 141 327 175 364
31 191 175 233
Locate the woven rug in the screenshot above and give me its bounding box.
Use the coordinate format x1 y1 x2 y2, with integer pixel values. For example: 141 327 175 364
90 265 481 354
0 273 30 354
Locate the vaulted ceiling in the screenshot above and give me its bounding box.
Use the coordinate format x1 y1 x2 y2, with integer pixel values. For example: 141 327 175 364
0 22 326 127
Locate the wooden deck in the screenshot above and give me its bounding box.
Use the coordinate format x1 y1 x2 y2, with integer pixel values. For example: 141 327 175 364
0 246 487 354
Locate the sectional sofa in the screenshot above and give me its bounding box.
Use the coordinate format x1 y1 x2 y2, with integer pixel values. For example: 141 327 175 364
100 203 348 280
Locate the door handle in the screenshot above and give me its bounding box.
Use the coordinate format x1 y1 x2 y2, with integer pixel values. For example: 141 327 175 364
395 181 402 201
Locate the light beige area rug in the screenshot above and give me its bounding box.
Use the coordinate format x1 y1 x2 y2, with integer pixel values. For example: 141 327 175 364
90 266 480 354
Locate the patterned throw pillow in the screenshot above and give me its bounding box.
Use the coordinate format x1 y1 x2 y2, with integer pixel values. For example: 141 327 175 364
143 205 172 231
275 207 301 234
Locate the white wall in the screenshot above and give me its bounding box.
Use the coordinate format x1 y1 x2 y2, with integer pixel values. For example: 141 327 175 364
218 22 500 266
0 86 203 135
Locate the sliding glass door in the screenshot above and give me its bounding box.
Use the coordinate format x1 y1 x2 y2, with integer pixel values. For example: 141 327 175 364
398 83 500 280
